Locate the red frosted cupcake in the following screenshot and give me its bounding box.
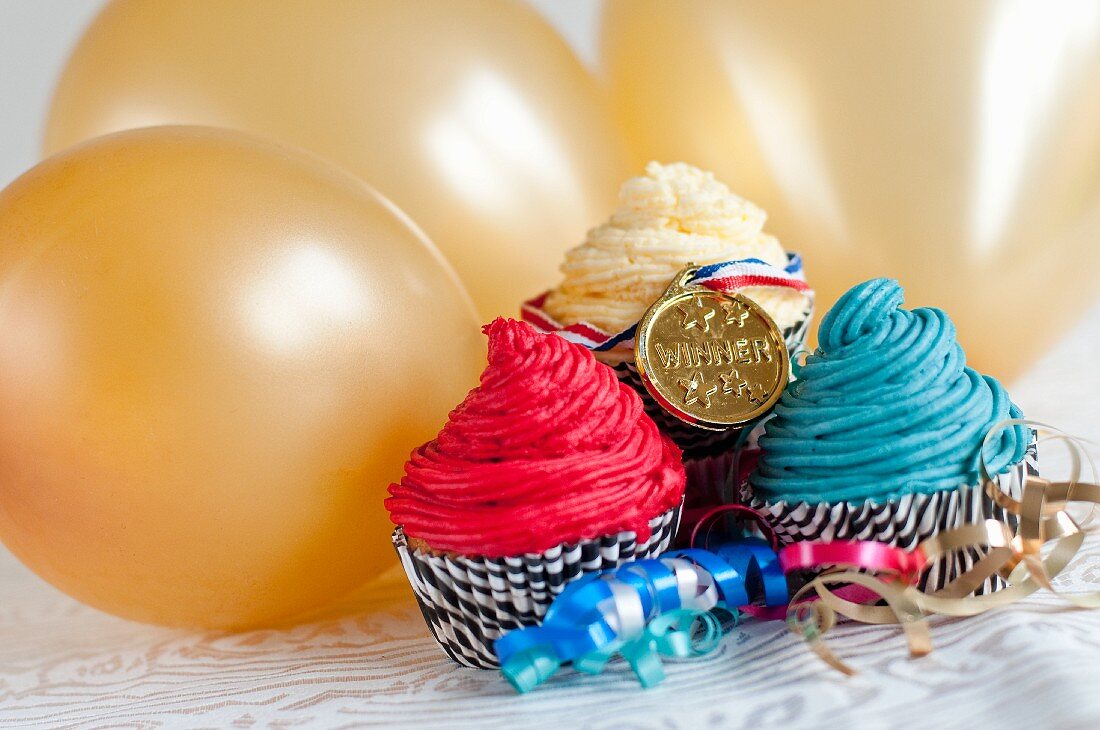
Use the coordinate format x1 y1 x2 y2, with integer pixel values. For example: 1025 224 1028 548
387 319 685 668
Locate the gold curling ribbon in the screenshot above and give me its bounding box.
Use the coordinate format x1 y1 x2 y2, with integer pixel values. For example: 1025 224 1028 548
789 420 1100 675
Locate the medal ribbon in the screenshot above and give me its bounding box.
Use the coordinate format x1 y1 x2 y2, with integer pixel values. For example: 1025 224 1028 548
521 254 811 352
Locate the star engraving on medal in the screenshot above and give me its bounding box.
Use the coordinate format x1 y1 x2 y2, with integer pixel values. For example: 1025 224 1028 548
722 300 750 329
678 370 717 409
720 368 750 397
747 382 770 406
677 298 716 333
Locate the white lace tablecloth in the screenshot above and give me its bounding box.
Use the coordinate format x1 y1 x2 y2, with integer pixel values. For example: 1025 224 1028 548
1 303 1099 729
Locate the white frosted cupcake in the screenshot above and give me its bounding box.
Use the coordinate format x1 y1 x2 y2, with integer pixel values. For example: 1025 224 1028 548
524 162 814 528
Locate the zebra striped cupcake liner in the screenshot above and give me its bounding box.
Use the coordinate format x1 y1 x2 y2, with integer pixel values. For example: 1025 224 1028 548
392 506 681 669
746 436 1039 595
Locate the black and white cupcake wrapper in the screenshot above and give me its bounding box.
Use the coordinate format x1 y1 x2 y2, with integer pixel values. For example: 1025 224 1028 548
681 451 738 510
392 506 681 669
748 438 1040 594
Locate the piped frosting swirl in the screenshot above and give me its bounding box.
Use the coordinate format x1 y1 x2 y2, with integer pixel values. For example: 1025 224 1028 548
750 279 1028 503
541 162 808 333
386 319 685 556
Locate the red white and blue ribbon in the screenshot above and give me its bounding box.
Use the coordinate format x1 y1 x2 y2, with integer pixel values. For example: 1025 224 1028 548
522 253 811 352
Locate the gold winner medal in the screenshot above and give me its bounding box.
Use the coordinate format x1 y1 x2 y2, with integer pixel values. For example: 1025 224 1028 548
634 266 790 430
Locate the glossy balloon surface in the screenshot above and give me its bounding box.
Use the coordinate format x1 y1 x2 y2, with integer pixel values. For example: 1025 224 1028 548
45 0 631 320
0 127 483 628
603 0 1100 379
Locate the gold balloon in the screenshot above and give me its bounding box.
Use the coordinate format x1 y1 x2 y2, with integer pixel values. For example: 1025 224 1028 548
44 0 631 321
0 126 483 629
602 0 1100 380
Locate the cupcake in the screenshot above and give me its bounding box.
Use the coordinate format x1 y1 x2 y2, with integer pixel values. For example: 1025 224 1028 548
386 319 685 668
523 162 814 527
746 279 1037 593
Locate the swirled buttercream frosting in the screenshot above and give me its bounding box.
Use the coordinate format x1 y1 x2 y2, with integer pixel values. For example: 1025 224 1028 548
386 319 685 556
750 279 1028 503
541 162 808 333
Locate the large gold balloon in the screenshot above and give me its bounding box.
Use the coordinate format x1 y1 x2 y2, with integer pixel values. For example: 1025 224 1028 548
0 126 483 629
44 0 631 320
602 0 1100 379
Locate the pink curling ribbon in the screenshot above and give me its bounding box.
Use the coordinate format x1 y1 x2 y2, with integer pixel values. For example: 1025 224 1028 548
779 541 927 583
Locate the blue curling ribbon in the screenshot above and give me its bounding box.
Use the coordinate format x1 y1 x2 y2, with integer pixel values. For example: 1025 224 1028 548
494 539 788 693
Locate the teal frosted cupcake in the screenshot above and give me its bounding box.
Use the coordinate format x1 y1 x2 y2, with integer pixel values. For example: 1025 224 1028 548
746 278 1037 592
